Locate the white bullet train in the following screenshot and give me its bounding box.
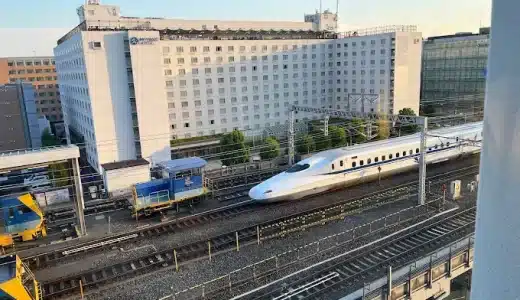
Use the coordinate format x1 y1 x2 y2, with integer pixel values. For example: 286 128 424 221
249 122 483 202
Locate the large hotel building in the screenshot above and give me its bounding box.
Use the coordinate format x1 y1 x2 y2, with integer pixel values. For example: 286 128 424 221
54 0 422 171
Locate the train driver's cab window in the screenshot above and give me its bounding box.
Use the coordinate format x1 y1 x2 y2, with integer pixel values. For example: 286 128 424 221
286 163 310 173
360 160 364 166
340 160 344 167
352 161 357 168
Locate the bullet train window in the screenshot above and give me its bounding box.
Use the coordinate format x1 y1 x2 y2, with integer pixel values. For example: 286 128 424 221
374 157 379 163
331 164 335 170
447 142 450 147
360 160 364 166
286 163 310 173
340 160 344 167
441 143 444 148
456 137 459 142
352 161 356 168
434 144 438 149
395 152 400 158
416 148 419 153
382 155 386 161
409 150 413 155
389 154 393 159
403 151 406 156
367 158 371 164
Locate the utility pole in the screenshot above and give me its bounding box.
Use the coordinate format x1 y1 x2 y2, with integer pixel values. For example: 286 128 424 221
418 117 428 205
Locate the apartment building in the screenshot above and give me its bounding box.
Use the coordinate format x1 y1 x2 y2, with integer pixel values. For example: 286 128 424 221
54 0 422 172
0 56 62 122
0 82 41 151
421 27 489 115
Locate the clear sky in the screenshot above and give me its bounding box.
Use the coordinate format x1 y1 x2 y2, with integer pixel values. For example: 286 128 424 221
0 0 491 57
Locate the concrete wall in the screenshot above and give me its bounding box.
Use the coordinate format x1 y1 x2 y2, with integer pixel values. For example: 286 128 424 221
103 164 150 193
393 31 422 115
81 30 136 170
0 85 27 151
128 30 171 165
20 83 41 148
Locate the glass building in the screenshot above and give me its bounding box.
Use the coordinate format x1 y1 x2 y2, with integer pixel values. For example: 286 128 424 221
420 27 489 116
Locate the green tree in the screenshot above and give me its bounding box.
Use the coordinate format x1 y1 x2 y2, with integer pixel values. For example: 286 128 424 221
375 119 390 140
219 130 250 166
398 108 420 134
49 163 69 187
329 125 346 147
41 128 60 147
260 137 280 160
296 134 315 154
314 134 331 151
347 118 367 144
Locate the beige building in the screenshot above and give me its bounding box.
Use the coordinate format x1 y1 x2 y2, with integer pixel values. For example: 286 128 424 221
0 56 62 122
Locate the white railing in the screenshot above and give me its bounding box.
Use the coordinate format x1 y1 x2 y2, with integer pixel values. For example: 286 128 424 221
338 25 418 38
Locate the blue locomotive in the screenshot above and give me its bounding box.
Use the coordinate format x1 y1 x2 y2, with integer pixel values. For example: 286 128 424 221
131 158 208 217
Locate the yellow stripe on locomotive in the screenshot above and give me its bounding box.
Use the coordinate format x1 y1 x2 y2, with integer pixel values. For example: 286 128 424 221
0 194 47 247
0 254 41 300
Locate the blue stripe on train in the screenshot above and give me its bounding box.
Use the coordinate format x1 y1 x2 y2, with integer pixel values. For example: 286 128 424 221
318 142 480 176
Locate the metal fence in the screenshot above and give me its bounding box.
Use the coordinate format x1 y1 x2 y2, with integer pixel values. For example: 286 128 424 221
160 198 444 300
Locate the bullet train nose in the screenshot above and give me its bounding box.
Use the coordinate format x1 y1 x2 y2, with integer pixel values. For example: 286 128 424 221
248 185 272 201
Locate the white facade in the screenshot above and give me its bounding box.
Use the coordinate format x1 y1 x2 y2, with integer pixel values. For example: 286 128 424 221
55 1 421 171
102 164 151 194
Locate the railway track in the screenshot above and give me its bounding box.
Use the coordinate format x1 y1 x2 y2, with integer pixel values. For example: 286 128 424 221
39 186 415 299
45 169 276 223
24 199 257 270
38 165 478 299
237 207 476 300
25 163 478 271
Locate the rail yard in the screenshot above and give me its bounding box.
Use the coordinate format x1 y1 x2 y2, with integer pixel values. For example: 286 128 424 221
0 118 483 300
0 150 479 300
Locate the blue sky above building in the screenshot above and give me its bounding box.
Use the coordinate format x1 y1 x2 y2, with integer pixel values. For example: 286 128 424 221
0 0 490 57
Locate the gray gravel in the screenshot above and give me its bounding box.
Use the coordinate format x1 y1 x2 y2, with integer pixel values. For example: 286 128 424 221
73 196 469 300
35 163 478 284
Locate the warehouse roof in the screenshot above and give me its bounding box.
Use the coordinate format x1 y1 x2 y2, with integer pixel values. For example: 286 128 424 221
157 157 207 173
101 158 150 171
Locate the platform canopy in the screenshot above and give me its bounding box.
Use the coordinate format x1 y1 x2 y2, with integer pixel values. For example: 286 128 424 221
0 145 80 172
157 157 207 174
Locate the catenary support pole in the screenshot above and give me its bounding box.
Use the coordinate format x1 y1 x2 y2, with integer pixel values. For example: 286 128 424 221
72 158 87 236
471 0 520 298
418 117 428 205
288 110 295 166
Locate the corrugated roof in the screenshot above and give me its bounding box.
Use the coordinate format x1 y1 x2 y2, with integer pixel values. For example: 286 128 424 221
102 158 150 171
158 157 207 173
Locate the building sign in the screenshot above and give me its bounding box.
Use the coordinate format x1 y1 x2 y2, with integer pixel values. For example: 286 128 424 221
129 37 159 45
